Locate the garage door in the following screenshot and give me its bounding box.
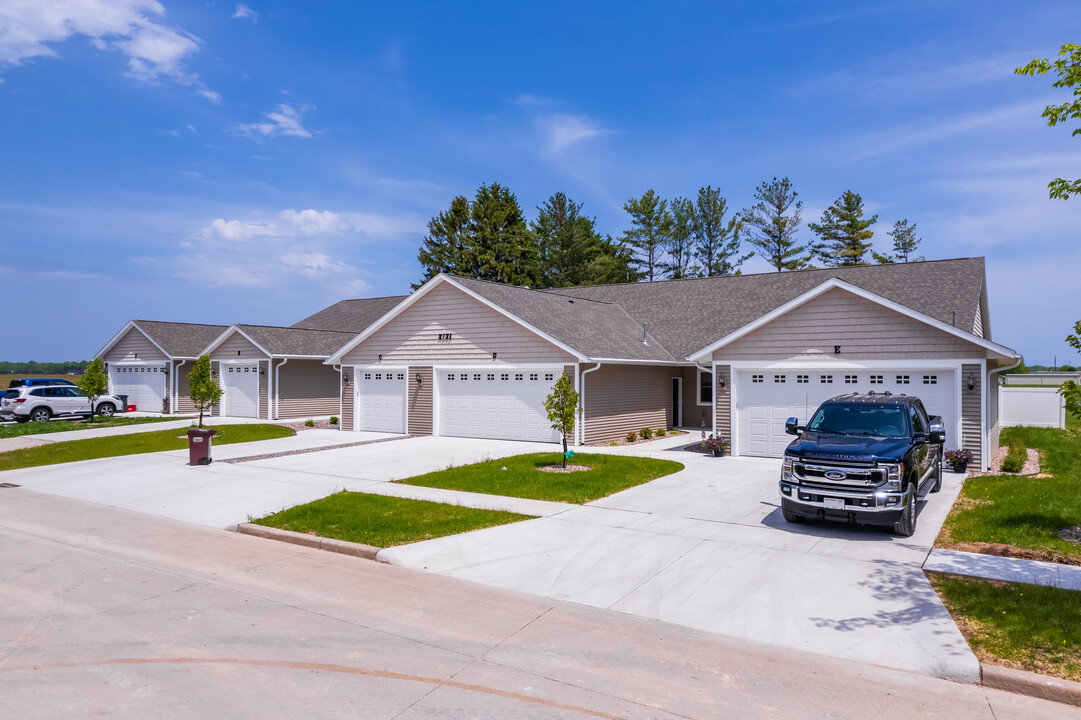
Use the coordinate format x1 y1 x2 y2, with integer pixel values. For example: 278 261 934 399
355 369 407 433
737 369 957 457
222 363 260 418
109 364 166 413
438 369 561 443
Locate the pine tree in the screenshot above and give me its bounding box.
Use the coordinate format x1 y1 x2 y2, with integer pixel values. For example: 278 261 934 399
741 177 810 271
888 219 921 261
416 195 471 288
532 193 634 287
693 186 749 276
808 190 878 266
468 183 540 286
622 190 671 282
662 197 697 279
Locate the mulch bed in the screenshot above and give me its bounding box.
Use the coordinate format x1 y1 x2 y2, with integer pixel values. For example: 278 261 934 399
585 429 687 448
538 464 592 473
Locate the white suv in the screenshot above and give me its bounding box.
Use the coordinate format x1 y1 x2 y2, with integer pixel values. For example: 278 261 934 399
0 386 121 423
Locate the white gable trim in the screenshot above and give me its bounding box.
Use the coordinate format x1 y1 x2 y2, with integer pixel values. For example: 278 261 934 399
325 274 587 365
96 320 172 360
687 278 1019 362
202 326 273 359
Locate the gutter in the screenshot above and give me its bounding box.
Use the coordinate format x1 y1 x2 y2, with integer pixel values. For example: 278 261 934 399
985 354 1023 465
173 360 187 415
579 363 602 445
275 358 290 419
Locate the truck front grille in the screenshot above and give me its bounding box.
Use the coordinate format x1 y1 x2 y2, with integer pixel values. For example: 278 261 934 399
794 462 885 488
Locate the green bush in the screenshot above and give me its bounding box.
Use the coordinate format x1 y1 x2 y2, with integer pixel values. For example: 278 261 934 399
329 416 339 425
608 441 619 446
304 418 315 428
1001 437 1027 473
626 431 637 443
656 428 666 437
640 427 653 440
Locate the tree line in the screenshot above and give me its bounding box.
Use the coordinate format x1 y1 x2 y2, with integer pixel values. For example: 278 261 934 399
416 178 924 288
0 360 88 374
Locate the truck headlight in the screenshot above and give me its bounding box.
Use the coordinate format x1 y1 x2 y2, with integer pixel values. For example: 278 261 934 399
879 462 902 491
782 456 794 481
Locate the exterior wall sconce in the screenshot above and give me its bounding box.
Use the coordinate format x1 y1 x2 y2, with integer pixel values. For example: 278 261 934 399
717 373 726 388
415 372 422 384
259 367 265 376
342 373 350 385
492 352 497 360
967 372 976 391
237 350 241 355
378 354 383 362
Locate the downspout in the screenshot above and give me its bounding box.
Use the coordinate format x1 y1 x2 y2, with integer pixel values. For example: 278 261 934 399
275 358 290 419
985 355 1023 470
579 362 602 445
334 364 343 426
174 360 188 415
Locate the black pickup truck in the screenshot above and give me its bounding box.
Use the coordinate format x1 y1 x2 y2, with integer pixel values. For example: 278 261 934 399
778 392 946 537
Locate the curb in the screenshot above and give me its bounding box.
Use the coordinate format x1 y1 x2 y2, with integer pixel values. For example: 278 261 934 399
236 523 383 562
982 663 1081 707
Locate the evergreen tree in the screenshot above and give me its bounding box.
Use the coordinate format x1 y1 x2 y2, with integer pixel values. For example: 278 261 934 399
416 195 471 288
622 189 671 282
662 197 697 279
808 190 878 266
693 185 749 276
468 182 539 286
888 219 922 262
532 192 634 287
741 177 810 271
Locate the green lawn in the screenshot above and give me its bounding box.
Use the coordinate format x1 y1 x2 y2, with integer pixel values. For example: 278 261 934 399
0 415 187 439
0 424 295 472
937 425 1081 562
928 572 1081 682
252 491 534 547
394 452 684 504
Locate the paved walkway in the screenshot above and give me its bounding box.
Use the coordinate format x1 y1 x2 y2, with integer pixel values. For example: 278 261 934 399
925 548 1081 590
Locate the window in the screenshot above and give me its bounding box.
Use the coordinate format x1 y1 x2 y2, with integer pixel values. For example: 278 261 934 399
910 407 925 433
500 373 509 381
487 373 495 381
544 373 554 381
473 373 481 381
375 373 382 380
844 375 858 384
923 375 937 385
752 374 763 384
515 373 523 381
774 375 786 384
820 375 833 384
870 375 883 384
698 370 713 404
446 373 454 381
896 375 910 385
529 373 538 381
796 374 809 384
396 373 404 381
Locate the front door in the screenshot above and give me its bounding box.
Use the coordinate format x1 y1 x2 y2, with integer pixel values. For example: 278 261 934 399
672 377 682 427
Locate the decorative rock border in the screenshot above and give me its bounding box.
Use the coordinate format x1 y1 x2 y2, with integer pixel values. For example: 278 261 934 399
237 523 382 561
222 434 412 464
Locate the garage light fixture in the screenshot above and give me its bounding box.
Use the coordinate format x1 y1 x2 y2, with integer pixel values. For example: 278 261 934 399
415 372 422 384
717 373 726 388
342 374 350 385
967 372 975 391
378 354 383 362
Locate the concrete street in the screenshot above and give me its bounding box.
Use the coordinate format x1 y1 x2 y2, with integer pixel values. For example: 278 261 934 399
2 489 1075 720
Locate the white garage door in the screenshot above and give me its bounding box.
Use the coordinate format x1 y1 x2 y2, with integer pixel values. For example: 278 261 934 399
438 369 561 443
355 369 407 433
109 364 166 413
737 369 957 458
222 363 260 418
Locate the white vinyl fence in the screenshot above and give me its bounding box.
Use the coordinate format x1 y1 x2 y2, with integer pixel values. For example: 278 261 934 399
999 386 1066 428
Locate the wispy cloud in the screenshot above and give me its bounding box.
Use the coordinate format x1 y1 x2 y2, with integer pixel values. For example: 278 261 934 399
0 0 218 100
232 4 258 21
541 114 605 155
232 103 313 139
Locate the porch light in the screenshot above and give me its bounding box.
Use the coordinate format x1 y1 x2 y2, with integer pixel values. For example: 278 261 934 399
342 373 350 385
415 372 422 384
378 354 383 362
717 373 726 388
967 372 975 391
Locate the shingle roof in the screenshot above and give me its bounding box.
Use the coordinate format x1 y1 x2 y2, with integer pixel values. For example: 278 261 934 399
133 320 229 358
234 325 356 357
451 277 678 362
535 257 989 360
292 295 408 332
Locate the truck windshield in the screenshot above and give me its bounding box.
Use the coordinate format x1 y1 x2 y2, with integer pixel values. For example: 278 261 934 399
806 405 908 438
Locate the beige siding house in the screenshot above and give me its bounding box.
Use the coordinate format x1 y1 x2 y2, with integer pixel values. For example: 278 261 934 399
326 258 1018 470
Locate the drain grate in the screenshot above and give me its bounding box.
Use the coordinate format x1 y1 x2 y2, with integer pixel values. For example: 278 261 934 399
0 483 21 488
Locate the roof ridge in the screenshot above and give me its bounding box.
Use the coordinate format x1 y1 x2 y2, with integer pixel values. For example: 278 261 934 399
449 274 618 306
237 323 354 334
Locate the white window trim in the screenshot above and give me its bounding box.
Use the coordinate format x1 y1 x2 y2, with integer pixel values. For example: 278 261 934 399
696 368 713 407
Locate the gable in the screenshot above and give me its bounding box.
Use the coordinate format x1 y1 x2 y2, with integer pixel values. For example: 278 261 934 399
340 281 576 365
715 287 986 362
210 330 269 360
102 326 169 362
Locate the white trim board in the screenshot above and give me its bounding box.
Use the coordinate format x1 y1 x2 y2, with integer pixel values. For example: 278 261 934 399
96 321 172 361
202 325 274 358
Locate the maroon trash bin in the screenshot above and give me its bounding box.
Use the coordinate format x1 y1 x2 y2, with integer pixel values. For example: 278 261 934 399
187 428 216 465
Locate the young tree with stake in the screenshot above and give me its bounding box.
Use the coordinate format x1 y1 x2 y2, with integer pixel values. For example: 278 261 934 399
543 372 580 469
187 354 222 428
76 358 109 421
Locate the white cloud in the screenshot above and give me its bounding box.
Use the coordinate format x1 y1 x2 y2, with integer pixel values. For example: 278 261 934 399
542 114 604 155
232 4 257 21
0 0 217 99
233 103 313 139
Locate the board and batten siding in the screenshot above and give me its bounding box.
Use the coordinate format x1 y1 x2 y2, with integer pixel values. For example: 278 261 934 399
408 366 433 435
212 332 268 360
341 371 354 429
277 360 340 419
961 362 982 466
714 364 732 440
341 282 577 366
583 365 671 444
715 288 980 362
104 327 168 363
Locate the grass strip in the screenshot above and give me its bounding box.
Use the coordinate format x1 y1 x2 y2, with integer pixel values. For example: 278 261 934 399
253 491 534 547
938 425 1081 561
1001 436 1027 473
0 424 295 471
927 572 1081 682
0 415 188 439
394 452 684 504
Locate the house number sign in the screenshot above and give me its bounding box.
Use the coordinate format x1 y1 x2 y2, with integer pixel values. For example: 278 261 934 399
437 333 453 341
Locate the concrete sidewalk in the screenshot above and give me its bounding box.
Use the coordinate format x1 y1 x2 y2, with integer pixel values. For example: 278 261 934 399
925 548 1081 590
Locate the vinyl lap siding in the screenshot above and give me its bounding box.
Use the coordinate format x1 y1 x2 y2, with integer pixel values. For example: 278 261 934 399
277 360 340 418
104 328 168 363
973 303 984 338
716 288 979 361
583 365 671 444
342 283 576 366
341 372 354 429
714 364 732 439
258 361 268 418
175 363 196 413
210 361 220 416
962 362 982 466
408 366 433 435
988 366 1001 454
684 366 711 429
213 333 267 360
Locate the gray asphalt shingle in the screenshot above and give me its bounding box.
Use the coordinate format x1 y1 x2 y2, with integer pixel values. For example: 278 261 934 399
234 325 356 357
291 296 408 333
132 320 229 359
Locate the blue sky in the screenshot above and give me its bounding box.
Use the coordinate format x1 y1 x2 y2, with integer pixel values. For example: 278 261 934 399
2 1 1079 365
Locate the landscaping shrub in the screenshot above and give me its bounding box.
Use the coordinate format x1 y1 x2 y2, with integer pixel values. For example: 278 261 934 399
656 428 666 437
640 427 653 440
626 431 637 443
1001 437 1027 473
304 418 315 428
329 416 339 425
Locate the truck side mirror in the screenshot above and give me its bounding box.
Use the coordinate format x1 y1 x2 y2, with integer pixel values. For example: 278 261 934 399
785 417 801 435
929 419 945 445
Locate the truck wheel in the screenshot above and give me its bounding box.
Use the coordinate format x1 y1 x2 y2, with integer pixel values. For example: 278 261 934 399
782 508 805 523
892 485 917 537
930 455 943 493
